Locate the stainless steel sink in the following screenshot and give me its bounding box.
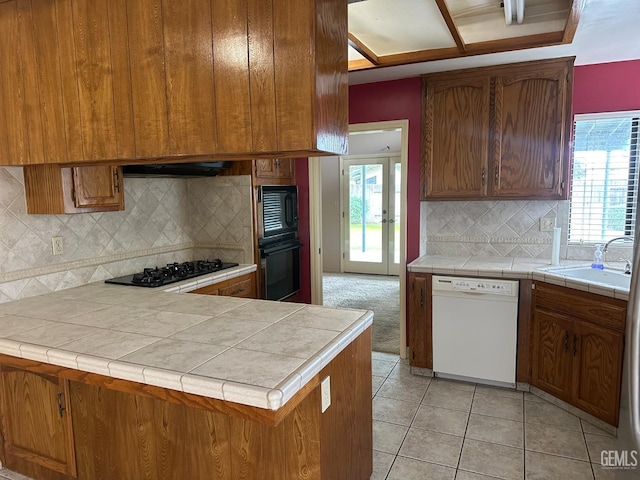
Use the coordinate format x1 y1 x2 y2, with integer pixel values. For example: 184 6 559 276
551 266 631 289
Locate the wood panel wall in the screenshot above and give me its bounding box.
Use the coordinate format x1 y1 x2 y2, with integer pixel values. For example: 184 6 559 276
0 0 348 166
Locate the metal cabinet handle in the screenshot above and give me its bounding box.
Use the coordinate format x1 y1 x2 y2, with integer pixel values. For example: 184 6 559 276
495 166 499 183
573 335 578 357
381 219 387 224
481 167 486 186
57 393 65 417
420 288 424 307
564 333 569 353
114 170 120 192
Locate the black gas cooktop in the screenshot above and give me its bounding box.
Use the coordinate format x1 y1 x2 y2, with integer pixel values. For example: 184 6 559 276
105 259 239 288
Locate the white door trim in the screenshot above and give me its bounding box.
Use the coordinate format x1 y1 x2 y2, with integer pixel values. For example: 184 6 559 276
309 119 409 359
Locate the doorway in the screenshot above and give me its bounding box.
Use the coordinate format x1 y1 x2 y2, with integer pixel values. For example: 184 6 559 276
308 120 409 358
341 155 401 276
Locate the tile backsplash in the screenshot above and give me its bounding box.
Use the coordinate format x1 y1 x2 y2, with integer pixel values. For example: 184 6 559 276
0 168 252 302
420 199 634 262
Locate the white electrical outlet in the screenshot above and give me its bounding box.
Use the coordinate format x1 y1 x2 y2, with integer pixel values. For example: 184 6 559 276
51 236 64 256
539 217 556 232
321 376 331 413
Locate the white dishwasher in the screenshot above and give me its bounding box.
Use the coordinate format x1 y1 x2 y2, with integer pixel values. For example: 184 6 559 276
431 275 519 388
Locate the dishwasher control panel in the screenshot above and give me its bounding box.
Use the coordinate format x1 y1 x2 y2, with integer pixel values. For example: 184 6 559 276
432 275 518 297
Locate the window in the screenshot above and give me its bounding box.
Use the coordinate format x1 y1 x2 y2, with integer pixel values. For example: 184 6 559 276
569 113 640 244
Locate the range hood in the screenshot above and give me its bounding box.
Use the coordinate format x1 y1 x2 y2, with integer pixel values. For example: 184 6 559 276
122 161 232 177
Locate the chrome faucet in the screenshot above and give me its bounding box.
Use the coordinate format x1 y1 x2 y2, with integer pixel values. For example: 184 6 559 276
603 236 635 252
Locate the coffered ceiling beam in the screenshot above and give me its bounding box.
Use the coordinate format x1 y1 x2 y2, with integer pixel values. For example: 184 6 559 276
563 0 587 43
350 31 565 71
434 0 466 53
348 32 380 65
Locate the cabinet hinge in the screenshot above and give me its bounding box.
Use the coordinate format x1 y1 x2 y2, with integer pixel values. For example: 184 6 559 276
341 169 344 176
342 211 345 218
342 253 345 259
114 170 120 192
71 187 76 203
560 181 566 191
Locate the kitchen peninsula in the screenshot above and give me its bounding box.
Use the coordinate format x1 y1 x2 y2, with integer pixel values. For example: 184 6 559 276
0 267 373 480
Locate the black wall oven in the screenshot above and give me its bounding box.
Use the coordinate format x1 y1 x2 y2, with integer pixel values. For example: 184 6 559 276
259 235 301 301
257 185 301 301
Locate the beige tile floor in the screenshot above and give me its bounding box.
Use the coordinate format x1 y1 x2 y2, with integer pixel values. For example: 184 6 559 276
371 351 625 480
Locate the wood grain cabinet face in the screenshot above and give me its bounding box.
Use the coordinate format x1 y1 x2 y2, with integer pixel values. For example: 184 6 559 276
0 0 347 166
71 166 123 210
0 367 76 477
23 165 124 214
421 57 573 201
189 272 257 299
422 77 490 199
255 159 295 179
408 273 432 369
491 65 571 199
530 282 626 426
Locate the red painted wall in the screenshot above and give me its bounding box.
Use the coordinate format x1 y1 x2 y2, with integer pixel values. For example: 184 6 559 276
295 78 423 304
573 60 640 115
296 60 640 311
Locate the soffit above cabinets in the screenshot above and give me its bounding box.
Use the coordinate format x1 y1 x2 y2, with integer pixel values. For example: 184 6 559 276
348 0 579 71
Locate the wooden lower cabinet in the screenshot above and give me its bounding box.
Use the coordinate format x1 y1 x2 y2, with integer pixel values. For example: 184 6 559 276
0 367 76 477
530 282 626 426
0 328 372 480
408 272 432 369
188 272 256 298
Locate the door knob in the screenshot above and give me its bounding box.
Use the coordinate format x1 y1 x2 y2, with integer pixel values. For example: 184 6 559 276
381 219 387 223
389 219 395 224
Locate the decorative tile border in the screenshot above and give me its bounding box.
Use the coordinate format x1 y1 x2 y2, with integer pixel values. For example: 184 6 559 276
0 242 246 284
427 235 553 245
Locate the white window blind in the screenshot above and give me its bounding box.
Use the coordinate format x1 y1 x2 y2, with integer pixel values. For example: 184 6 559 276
569 114 640 244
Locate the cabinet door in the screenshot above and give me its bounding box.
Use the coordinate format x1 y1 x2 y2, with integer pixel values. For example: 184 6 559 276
571 321 624 426
530 309 573 402
409 273 431 368
276 158 294 178
491 63 571 199
255 159 279 178
217 277 254 298
422 76 490 199
72 166 124 210
0 367 76 477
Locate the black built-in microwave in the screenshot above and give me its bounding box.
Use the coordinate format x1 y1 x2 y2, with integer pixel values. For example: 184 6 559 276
257 185 299 240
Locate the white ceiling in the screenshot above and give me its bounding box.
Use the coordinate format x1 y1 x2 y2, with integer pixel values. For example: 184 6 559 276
349 0 640 85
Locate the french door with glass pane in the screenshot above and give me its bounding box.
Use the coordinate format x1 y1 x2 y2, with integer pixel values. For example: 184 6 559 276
341 155 400 275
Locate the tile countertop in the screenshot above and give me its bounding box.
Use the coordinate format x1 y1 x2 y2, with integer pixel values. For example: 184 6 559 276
0 264 373 411
407 255 631 301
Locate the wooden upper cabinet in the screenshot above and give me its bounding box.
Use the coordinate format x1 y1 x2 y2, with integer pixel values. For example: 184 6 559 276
491 62 572 199
0 366 76 477
72 166 123 210
24 164 124 214
422 76 490 199
0 0 347 166
421 57 574 201
255 159 295 179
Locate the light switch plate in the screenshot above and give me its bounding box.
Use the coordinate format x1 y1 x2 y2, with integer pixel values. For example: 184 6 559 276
321 376 331 413
539 217 556 232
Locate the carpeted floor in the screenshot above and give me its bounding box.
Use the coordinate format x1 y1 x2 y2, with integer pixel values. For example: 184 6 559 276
322 273 400 354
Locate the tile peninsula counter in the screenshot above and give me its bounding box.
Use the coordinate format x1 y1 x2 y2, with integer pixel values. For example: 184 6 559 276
0 268 373 480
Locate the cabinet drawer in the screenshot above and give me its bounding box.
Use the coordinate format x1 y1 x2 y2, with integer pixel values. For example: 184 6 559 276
533 282 626 332
217 278 253 298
